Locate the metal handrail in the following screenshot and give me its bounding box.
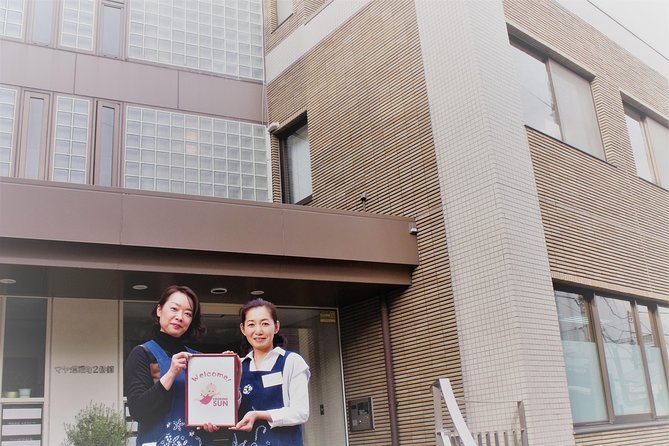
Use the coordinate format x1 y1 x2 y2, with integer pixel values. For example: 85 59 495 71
432 378 476 446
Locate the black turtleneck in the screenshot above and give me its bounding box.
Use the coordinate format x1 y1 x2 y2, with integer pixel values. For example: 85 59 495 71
124 331 190 425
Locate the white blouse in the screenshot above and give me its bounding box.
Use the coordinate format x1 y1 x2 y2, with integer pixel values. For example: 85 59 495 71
242 346 311 428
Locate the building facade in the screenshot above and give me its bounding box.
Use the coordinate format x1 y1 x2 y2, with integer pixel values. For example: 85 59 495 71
0 0 667 445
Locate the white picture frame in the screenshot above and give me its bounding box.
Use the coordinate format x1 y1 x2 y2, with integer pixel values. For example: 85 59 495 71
186 354 239 427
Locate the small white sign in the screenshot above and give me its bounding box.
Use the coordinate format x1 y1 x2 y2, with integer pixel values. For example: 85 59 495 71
186 354 239 427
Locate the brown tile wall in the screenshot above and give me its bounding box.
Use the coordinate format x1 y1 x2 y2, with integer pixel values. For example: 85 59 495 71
504 0 669 302
266 1 460 444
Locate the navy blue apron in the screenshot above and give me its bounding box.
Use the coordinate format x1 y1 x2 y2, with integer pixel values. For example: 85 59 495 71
233 351 303 446
136 340 205 446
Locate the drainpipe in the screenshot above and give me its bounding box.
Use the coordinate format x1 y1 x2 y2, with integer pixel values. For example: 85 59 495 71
380 296 400 446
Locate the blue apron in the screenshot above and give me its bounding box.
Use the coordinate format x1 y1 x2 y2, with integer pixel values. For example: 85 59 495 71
233 351 303 446
136 340 205 446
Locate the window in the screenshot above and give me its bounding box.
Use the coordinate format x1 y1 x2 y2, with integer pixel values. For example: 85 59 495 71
127 0 264 80
511 43 605 159
124 106 270 201
625 107 668 189
99 3 122 58
276 0 293 26
52 96 91 184
19 91 50 180
0 0 24 38
60 0 96 50
555 287 669 426
280 121 312 204
0 87 18 177
1 297 48 399
93 101 120 186
30 0 56 45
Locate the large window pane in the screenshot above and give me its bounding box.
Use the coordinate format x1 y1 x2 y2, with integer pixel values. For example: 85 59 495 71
646 117 669 189
555 291 607 423
0 87 17 177
637 305 669 416
550 62 604 159
0 0 25 38
284 123 312 204
98 105 116 186
625 112 654 182
53 96 90 184
596 296 651 416
2 297 48 398
511 45 561 140
124 106 269 201
101 4 122 57
24 97 46 179
31 0 55 45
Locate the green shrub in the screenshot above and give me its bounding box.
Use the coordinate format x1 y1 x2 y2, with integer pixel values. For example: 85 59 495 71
63 402 128 446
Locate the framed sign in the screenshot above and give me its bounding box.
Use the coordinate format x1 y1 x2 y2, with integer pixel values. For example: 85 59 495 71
186 353 239 427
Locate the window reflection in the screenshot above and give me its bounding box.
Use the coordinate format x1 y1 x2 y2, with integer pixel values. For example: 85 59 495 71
555 291 607 423
596 296 651 416
1 297 48 398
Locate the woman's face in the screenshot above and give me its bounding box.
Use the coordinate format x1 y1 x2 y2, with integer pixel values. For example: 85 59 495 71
240 306 279 354
157 291 194 338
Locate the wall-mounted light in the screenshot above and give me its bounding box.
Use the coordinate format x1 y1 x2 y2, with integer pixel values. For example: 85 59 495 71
267 122 280 133
211 287 228 295
0 278 16 284
132 284 148 290
250 290 265 296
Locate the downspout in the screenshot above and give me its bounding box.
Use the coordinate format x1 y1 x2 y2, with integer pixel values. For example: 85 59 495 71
380 295 400 446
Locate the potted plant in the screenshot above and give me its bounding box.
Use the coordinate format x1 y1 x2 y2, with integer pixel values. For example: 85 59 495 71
63 402 128 446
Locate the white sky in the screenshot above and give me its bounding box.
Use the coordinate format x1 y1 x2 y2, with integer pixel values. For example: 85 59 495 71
588 0 669 58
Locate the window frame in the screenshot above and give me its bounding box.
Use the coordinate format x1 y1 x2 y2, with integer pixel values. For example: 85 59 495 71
97 0 125 59
92 100 121 186
624 105 668 189
277 116 313 205
17 90 51 180
556 284 669 428
511 39 605 160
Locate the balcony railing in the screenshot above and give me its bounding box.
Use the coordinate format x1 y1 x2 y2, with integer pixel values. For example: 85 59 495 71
432 378 528 446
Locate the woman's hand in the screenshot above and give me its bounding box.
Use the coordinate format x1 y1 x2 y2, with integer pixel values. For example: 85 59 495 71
168 351 191 378
230 411 271 432
159 351 191 391
200 422 220 433
230 411 258 432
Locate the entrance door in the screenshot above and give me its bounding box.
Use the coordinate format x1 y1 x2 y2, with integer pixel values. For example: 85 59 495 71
124 302 348 446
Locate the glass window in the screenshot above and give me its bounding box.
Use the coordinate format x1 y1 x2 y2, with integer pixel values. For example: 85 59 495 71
276 0 293 26
625 107 669 189
127 0 264 80
596 296 651 417
512 42 604 159
646 117 669 189
637 305 669 416
22 94 48 180
2 297 48 398
100 4 122 57
124 105 269 201
52 96 91 184
0 0 25 38
550 61 604 159
0 86 17 177
95 103 117 186
61 0 96 51
31 0 55 45
555 291 608 423
282 123 312 204
510 45 561 140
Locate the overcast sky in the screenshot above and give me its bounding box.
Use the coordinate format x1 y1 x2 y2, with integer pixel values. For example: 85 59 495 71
588 0 668 58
